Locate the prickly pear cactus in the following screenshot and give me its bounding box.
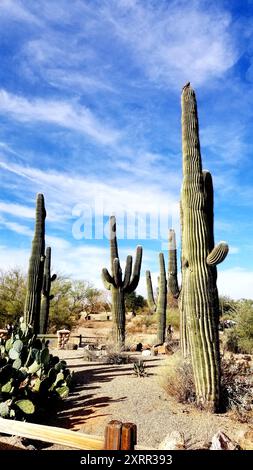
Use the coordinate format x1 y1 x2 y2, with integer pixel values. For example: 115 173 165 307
0 319 72 420
180 83 229 411
102 216 142 350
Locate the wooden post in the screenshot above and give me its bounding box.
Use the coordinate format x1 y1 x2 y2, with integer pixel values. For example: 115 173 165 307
79 334 82 347
121 422 137 450
104 420 136 450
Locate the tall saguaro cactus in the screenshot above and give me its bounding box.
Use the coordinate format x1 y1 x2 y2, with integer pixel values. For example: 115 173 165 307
180 83 229 411
40 247 57 334
102 216 142 350
146 253 167 344
24 193 46 333
168 229 180 299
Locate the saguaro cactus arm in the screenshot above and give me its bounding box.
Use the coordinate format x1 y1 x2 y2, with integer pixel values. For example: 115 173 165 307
207 242 229 266
113 258 122 287
125 246 143 293
146 270 156 313
39 246 56 334
101 268 115 290
123 255 133 289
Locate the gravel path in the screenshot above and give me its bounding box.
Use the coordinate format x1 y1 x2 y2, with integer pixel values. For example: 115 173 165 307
48 350 250 449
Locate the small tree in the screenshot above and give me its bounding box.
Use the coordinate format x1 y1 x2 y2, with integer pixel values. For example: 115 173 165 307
0 268 26 327
125 292 146 316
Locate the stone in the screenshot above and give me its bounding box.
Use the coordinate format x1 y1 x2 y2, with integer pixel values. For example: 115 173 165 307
141 349 152 357
210 431 240 450
158 431 185 450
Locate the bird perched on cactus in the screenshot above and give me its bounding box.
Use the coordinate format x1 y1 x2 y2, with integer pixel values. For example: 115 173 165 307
102 216 142 351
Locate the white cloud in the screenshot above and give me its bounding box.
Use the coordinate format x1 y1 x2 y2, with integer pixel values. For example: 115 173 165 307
0 201 35 219
0 160 180 231
101 0 240 87
218 268 253 300
0 219 33 237
0 0 41 25
0 89 121 145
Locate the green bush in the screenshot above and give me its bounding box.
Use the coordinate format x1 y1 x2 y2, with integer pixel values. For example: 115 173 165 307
0 319 73 420
225 300 253 354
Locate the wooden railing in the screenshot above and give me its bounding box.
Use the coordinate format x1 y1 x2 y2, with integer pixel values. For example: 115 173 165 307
0 418 137 450
37 334 105 348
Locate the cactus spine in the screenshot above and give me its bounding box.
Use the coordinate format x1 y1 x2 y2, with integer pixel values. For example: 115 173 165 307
40 247 57 334
102 216 142 350
180 83 229 411
146 253 167 344
24 193 46 333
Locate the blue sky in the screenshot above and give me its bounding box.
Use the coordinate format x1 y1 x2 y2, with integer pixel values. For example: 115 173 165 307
1 0 253 298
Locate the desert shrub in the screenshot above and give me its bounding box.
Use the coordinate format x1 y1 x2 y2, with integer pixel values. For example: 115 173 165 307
224 300 253 354
0 319 72 420
225 329 240 353
160 352 253 420
105 352 131 364
126 314 157 334
159 352 195 403
221 355 253 422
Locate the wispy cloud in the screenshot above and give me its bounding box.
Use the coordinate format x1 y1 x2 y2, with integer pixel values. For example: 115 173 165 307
0 0 41 25
100 0 241 87
0 201 34 219
0 89 121 145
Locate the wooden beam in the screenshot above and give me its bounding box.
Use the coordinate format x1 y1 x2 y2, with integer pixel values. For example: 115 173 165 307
0 418 104 450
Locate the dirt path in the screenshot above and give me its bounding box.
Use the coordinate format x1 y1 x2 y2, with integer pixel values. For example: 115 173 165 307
48 350 251 449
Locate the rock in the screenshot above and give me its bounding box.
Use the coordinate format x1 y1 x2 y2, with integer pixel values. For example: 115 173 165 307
210 431 240 450
158 431 185 450
142 349 152 357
